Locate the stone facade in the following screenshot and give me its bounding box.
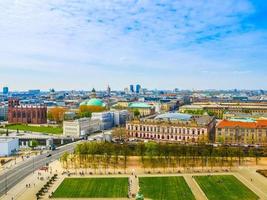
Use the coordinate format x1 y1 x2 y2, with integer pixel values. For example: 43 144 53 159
216 119 267 145
126 116 216 143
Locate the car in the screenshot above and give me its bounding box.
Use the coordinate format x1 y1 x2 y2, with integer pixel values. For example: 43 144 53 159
46 154 52 157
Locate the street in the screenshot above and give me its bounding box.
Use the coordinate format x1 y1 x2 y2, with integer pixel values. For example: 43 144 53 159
0 142 77 196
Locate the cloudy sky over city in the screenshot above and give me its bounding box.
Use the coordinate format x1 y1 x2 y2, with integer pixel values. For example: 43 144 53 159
0 0 267 90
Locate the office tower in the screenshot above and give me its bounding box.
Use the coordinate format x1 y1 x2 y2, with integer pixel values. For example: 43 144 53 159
136 84 141 94
130 85 134 93
3 87 9 95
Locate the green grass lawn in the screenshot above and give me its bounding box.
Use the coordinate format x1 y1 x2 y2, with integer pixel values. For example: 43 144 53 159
139 176 195 200
6 124 62 134
194 175 259 200
52 178 128 198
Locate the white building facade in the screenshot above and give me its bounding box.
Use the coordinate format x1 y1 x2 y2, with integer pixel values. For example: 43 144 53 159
0 138 19 156
63 118 101 137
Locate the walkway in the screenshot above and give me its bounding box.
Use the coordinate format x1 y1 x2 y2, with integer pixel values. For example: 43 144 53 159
184 175 208 200
235 167 267 200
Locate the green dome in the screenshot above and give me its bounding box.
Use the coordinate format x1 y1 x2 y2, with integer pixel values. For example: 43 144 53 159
80 98 105 107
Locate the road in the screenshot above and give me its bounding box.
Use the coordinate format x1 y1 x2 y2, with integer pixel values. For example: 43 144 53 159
0 142 77 196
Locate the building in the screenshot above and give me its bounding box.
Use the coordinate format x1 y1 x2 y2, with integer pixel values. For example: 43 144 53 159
128 102 155 116
188 102 267 118
126 113 216 143
91 111 115 130
216 119 267 145
136 84 141 94
107 85 111 96
130 85 134 93
90 88 97 98
0 103 8 121
8 99 47 124
0 138 19 156
160 100 179 112
3 87 9 95
113 110 129 126
28 89 41 95
63 118 101 137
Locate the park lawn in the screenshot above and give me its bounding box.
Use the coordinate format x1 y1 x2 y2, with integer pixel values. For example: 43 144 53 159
194 175 259 200
139 176 195 200
52 178 128 198
6 124 62 134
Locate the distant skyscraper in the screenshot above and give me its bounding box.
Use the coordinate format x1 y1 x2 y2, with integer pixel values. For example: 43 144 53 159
130 85 134 93
3 87 8 95
136 84 141 94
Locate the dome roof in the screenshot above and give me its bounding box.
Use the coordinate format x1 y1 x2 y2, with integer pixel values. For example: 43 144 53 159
80 98 105 107
155 113 192 121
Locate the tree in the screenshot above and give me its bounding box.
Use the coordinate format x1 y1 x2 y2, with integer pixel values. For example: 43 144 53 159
133 109 140 118
29 140 39 149
79 105 92 118
80 105 105 114
60 152 69 169
48 107 66 123
112 127 127 141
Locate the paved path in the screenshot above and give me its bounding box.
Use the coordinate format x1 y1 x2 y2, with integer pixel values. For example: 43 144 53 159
184 175 208 200
235 168 267 200
129 175 139 197
237 167 267 195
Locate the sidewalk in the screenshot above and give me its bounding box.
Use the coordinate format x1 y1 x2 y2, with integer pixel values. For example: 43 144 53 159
0 160 60 200
184 175 208 200
235 167 267 200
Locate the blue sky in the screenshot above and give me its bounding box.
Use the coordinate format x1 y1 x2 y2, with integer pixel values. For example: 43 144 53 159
0 0 267 91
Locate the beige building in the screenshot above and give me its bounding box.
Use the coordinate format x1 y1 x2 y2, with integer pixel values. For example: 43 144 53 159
216 119 267 145
126 113 216 143
63 118 100 137
128 102 155 117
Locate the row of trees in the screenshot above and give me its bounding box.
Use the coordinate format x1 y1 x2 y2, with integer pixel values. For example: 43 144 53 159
60 142 265 173
47 105 107 123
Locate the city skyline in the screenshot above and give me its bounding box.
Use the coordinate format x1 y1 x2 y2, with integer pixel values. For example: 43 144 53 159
0 0 267 90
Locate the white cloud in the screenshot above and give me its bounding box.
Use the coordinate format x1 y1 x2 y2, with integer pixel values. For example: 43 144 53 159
0 0 266 90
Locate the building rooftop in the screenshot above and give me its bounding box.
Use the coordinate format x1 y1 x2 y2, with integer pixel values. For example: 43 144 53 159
155 113 192 121
217 119 267 129
0 137 18 143
128 102 153 109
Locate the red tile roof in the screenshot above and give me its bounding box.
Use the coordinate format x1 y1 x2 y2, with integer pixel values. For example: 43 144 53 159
217 119 267 129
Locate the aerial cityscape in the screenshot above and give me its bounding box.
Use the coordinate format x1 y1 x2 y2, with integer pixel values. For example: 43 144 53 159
0 0 267 200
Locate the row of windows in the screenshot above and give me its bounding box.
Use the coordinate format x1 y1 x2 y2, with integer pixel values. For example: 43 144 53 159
12 111 46 118
217 128 267 134
217 132 267 137
129 132 202 141
220 137 266 143
127 125 206 135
